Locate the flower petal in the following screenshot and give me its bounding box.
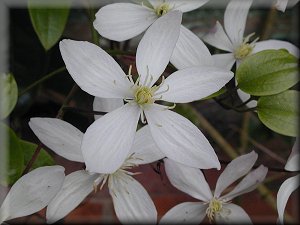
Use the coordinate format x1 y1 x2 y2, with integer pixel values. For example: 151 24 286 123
275 0 288 12
212 53 236 70
93 3 157 42
0 166 64 222
277 174 300 224
82 103 140 174
159 202 207 224
93 97 124 120
221 165 268 201
128 125 165 165
164 158 212 201
285 139 299 171
159 66 233 103
215 203 252 224
29 118 84 162
144 104 220 169
202 21 234 52
170 25 213 70
136 10 182 86
109 173 157 224
169 0 210 12
224 0 253 47
252 40 299 58
60 40 132 98
214 151 258 198
46 170 99 224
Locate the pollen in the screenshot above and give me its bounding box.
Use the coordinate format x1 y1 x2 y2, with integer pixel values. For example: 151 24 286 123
155 3 170 16
234 43 253 60
134 86 155 105
206 198 223 222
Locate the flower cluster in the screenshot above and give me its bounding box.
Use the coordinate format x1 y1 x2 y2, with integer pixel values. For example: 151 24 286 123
1 0 299 224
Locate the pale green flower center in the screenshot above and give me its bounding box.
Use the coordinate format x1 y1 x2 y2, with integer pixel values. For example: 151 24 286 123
155 3 170 16
234 33 259 60
134 86 157 105
206 198 223 222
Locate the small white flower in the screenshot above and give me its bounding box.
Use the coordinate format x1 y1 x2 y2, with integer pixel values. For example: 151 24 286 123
59 11 233 174
277 139 299 224
0 166 65 224
29 116 164 224
160 151 268 224
202 0 300 108
274 0 299 12
93 0 210 42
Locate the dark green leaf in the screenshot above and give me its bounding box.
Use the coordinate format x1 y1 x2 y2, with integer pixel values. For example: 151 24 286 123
20 140 55 170
0 73 18 119
257 90 298 137
237 49 299 96
28 1 70 50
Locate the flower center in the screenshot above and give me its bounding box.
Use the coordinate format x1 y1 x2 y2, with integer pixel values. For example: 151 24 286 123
155 3 170 16
134 86 155 105
206 198 223 222
234 33 259 60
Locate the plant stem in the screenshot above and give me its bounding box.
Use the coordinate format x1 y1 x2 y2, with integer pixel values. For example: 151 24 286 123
18 67 66 97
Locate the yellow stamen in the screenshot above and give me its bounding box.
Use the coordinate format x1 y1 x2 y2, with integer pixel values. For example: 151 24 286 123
155 3 170 16
206 198 223 222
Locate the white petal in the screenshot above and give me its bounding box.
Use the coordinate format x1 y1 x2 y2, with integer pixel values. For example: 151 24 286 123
128 125 165 165
171 25 213 70
275 0 289 12
29 118 84 162
159 202 207 224
136 10 182 86
93 3 157 42
109 173 157 224
0 166 65 222
93 97 124 120
252 40 300 58
164 158 212 201
202 21 234 52
82 103 140 174
169 0 210 12
59 40 132 98
224 0 253 47
159 66 233 103
285 139 299 171
214 151 258 198
144 104 220 169
212 53 236 70
46 170 98 224
221 165 268 201
277 174 300 224
215 203 252 224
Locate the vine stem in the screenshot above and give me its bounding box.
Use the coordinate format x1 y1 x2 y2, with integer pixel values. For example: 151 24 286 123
182 103 295 223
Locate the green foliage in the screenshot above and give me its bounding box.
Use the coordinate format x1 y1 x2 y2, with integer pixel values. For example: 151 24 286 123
236 49 299 96
0 73 18 119
257 90 298 137
28 1 70 50
0 123 24 185
21 140 55 170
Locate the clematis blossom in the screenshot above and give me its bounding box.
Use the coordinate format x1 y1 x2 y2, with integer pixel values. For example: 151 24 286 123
277 139 299 224
59 11 233 174
93 0 210 42
0 166 65 224
160 151 268 224
274 0 299 12
29 114 164 224
202 0 299 108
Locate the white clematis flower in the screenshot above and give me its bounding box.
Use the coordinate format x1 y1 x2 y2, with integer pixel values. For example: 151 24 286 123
0 166 65 224
59 11 233 174
274 0 299 12
93 0 210 42
202 0 300 108
277 139 299 224
29 117 164 224
160 151 268 224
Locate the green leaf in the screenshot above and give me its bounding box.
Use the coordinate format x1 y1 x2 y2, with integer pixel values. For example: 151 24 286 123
257 90 298 137
20 140 55 170
0 123 24 185
28 1 70 50
0 73 18 119
236 49 299 96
